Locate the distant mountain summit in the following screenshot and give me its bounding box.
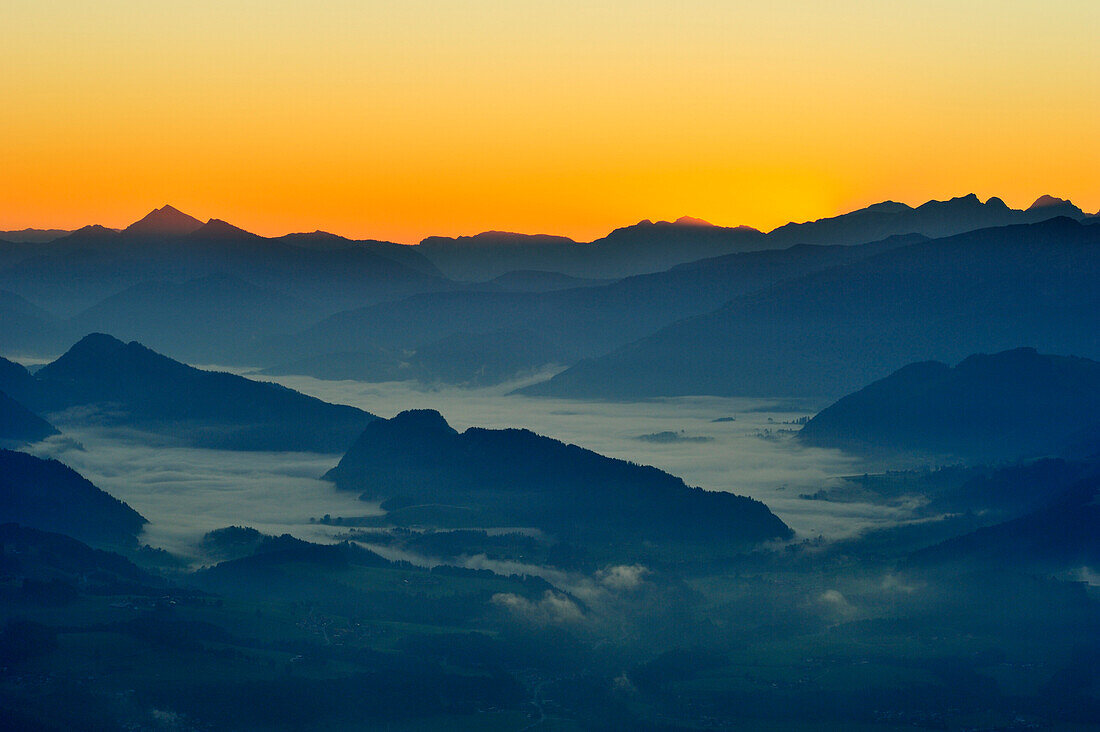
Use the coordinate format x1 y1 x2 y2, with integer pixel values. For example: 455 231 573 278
798 348 1100 462
123 205 204 236
1029 194 1074 210
325 409 792 544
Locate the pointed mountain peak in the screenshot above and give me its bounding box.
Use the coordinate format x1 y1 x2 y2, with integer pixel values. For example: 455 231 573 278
1029 194 1073 210
123 205 204 236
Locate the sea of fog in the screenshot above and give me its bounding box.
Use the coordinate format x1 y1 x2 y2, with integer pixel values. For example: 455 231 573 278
31 370 915 560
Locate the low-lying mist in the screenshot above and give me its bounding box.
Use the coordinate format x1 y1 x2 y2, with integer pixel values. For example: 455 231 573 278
23 369 917 562
240 371 899 539
26 428 381 561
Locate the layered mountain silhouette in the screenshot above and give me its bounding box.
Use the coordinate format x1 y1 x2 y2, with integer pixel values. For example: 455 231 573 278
261 235 918 384
0 391 58 447
0 450 146 546
68 274 319 362
0 206 448 322
22 334 375 452
415 219 767 281
2 194 1093 373
797 349 1100 462
0 291 64 355
324 409 792 544
524 217 1100 399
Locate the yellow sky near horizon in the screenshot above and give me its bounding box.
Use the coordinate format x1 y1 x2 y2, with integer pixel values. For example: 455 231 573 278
1 1 1098 242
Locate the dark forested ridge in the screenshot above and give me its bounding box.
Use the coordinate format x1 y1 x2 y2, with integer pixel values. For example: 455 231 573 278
0 450 146 546
325 409 792 544
797 348 1100 462
24 334 375 452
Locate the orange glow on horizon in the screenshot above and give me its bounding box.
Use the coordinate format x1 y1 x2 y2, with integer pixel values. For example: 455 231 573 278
2 1 1098 244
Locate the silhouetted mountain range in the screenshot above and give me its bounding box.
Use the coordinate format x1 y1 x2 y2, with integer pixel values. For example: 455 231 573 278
0 450 146 546
797 349 1100 462
524 217 1100 399
767 193 1088 247
415 219 767 281
324 409 792 544
16 334 375 452
0 207 448 326
2 195 1095 377
415 195 1092 282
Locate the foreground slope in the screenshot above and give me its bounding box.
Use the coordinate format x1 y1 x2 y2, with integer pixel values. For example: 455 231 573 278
797 348 1100 462
324 409 792 545
30 334 375 452
0 450 146 546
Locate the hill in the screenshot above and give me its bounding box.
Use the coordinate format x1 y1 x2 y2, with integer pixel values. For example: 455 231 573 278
0 391 58 447
524 217 1100 399
323 409 792 545
30 334 375 452
0 450 146 546
796 349 1100 462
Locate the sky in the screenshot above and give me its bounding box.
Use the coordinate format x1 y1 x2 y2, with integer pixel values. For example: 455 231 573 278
2 1 1098 243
